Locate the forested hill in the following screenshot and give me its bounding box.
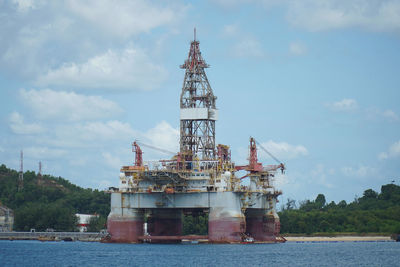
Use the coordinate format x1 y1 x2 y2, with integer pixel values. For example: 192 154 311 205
0 164 110 231
279 184 400 234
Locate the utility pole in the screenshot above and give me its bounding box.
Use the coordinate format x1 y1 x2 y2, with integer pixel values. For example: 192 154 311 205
38 161 42 176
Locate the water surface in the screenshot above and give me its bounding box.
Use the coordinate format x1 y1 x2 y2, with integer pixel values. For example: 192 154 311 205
0 240 398 266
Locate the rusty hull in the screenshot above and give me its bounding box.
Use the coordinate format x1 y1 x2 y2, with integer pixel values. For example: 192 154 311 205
107 215 143 243
246 209 281 242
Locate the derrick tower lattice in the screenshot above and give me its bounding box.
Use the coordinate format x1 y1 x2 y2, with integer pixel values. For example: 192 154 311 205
180 29 217 160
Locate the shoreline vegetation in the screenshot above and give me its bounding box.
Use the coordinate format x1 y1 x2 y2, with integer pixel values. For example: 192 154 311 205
278 184 400 235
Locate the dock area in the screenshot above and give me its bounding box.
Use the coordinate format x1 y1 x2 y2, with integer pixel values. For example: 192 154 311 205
0 231 107 242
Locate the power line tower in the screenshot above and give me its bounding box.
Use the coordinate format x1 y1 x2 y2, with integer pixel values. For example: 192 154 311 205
180 29 218 161
18 150 23 191
37 161 43 186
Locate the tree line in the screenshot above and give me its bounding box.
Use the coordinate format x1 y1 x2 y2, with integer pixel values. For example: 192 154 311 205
278 184 400 234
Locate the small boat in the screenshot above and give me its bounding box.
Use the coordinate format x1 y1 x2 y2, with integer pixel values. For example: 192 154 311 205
241 237 254 244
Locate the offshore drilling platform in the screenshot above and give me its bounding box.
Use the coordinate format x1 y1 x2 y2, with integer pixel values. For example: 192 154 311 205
106 31 285 243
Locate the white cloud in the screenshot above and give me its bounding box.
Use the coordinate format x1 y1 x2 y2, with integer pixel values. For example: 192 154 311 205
310 164 334 188
289 41 307 55
12 0 38 12
143 121 179 155
0 1 184 86
212 0 254 9
365 107 399 122
221 24 265 59
286 0 400 32
378 152 388 160
213 0 281 9
30 120 137 149
67 0 183 38
102 152 123 169
341 165 376 178
36 47 167 90
259 140 308 161
231 38 265 58
20 89 122 121
84 121 136 141
214 0 400 33
327 98 358 111
24 146 67 160
9 112 44 135
382 110 399 122
222 24 239 36
63 121 137 146
379 140 400 160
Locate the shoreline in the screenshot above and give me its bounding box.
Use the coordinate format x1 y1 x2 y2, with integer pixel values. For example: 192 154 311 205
283 235 394 242
1 232 396 243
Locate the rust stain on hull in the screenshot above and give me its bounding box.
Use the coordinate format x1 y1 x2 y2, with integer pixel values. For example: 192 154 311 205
106 218 143 243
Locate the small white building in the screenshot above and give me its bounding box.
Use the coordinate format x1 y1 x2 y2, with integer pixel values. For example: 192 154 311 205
75 213 99 232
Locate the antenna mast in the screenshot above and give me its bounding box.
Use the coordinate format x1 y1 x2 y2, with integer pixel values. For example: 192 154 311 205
179 29 218 161
18 150 23 191
38 161 42 176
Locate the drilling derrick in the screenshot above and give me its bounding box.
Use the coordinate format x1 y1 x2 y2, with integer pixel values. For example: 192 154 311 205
180 29 217 161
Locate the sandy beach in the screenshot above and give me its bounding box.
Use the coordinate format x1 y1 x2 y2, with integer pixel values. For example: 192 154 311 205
284 236 394 242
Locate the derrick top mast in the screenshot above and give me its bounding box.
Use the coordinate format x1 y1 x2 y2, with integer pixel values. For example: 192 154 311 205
180 29 218 162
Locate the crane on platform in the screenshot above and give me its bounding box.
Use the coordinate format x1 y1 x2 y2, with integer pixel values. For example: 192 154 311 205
132 141 143 167
235 137 285 176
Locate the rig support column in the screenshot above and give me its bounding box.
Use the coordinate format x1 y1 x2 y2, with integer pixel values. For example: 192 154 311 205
245 208 280 242
107 193 144 243
208 206 245 243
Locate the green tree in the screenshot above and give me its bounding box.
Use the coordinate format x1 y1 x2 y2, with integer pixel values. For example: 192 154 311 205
363 189 378 199
285 198 296 210
315 194 326 209
87 216 107 232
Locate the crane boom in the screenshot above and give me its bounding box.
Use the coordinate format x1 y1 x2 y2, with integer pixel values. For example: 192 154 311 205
254 139 282 164
135 140 176 155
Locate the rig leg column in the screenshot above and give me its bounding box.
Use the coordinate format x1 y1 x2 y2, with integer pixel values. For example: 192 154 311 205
107 208 144 243
208 207 245 243
245 209 280 242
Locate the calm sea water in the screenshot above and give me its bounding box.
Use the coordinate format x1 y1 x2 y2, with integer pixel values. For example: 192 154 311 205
0 240 398 266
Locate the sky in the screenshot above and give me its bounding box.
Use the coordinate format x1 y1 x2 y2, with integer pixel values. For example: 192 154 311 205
0 0 399 206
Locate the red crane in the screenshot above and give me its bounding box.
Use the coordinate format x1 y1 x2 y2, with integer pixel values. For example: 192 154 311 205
235 137 285 175
132 141 143 167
